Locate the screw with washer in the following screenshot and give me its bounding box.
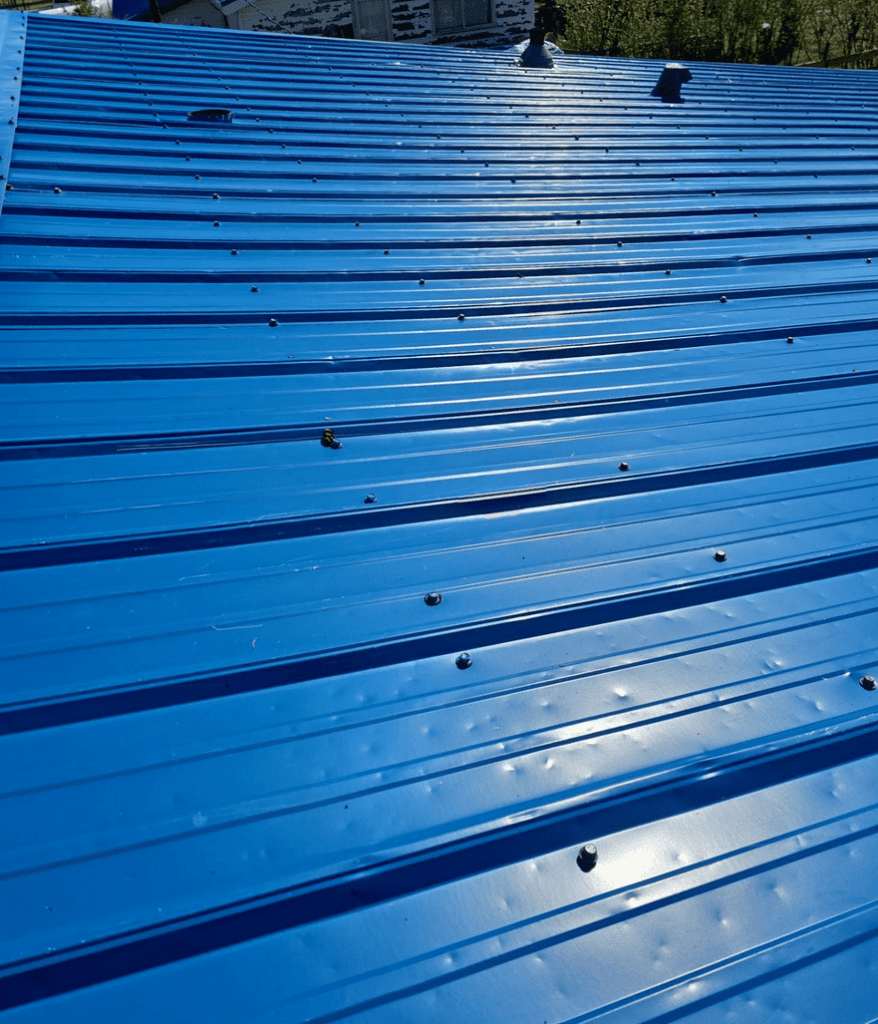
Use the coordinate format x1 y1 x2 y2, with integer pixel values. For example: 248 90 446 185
860 675 877 691
456 653 472 670
577 844 598 872
714 550 727 562
424 592 442 606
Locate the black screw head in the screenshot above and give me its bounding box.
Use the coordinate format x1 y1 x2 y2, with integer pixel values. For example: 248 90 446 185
424 591 442 606
787 336 795 344
618 461 629 472
720 295 728 303
213 220 220 227
269 318 279 327
457 313 466 321
212 193 220 199
577 844 598 872
230 249 238 255
455 653 472 670
251 286 259 292
860 675 877 691
418 279 425 286
364 493 377 504
714 550 727 562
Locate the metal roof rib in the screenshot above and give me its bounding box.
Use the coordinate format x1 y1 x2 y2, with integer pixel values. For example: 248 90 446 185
2 13 878 1022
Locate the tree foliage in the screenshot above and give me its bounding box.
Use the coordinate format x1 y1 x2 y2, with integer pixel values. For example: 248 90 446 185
556 0 878 65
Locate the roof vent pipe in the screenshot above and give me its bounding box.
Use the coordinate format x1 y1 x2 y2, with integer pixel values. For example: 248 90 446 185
520 28 555 69
651 63 692 101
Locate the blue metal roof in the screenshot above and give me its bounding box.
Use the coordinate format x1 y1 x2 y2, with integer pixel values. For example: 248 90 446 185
3 12 878 1021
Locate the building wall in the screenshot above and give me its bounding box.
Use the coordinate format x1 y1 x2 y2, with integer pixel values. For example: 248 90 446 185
162 0 226 27
220 0 533 46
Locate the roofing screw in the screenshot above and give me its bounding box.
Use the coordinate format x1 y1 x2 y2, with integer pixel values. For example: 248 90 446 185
787 336 795 344
714 550 727 562
321 428 335 447
806 235 811 239
458 313 466 321
618 461 629 471
212 193 220 199
616 241 623 247
251 286 259 292
665 269 671 275
455 653 473 670
269 318 279 327
214 220 220 226
53 187 61 194
383 249 390 255
364 493 377 504
860 675 877 691
195 175 201 179
577 844 598 872
424 591 442 606
312 177 317 183
720 295 728 303
230 249 238 255
711 191 717 196
868 258 873 264
418 279 425 285
355 222 360 227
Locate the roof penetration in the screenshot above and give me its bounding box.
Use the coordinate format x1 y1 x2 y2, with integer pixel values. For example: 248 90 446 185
3 12 878 1022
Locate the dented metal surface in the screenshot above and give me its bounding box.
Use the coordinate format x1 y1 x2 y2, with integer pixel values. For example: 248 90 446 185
2 12 878 1022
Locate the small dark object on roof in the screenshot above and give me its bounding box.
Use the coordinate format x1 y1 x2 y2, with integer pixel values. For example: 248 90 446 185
652 64 692 102
188 109 234 123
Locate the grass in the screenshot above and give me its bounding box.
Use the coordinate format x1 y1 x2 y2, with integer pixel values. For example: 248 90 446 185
556 0 878 66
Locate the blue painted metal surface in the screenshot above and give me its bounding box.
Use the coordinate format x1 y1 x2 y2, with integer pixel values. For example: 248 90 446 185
2 13 878 1021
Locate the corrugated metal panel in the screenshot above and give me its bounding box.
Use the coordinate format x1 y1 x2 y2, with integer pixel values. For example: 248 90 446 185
3 13 878 1021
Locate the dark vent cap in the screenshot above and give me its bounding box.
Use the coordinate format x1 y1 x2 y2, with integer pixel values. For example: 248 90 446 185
651 63 692 102
520 28 554 69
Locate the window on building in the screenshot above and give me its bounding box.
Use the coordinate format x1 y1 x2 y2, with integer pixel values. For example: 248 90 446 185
433 0 492 32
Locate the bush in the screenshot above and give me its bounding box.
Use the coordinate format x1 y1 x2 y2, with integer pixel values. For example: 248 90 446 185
556 0 878 65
